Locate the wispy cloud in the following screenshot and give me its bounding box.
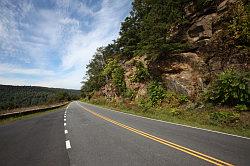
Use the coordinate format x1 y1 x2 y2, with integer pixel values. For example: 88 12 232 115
0 0 132 89
0 63 55 76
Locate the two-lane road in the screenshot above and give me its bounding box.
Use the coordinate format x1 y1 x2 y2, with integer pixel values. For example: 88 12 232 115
0 101 250 166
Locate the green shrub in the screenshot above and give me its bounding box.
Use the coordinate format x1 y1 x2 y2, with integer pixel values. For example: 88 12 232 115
102 59 119 78
124 89 135 100
102 59 127 95
112 67 127 95
132 61 150 83
148 81 167 105
138 98 152 112
210 111 240 126
205 69 249 106
179 95 189 104
227 0 249 45
235 104 249 111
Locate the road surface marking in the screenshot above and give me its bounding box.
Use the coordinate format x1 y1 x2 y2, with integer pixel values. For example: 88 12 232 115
80 101 250 140
77 103 234 166
65 130 68 134
64 119 66 122
64 123 66 126
66 140 71 149
66 103 70 109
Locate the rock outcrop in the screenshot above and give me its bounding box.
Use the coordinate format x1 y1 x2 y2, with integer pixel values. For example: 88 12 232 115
123 56 148 101
99 0 249 100
162 53 205 98
160 0 249 98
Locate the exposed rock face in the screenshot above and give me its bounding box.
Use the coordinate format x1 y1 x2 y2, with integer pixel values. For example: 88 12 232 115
99 0 248 100
161 53 205 99
187 13 217 43
217 0 237 13
101 82 117 100
161 0 249 98
123 56 148 100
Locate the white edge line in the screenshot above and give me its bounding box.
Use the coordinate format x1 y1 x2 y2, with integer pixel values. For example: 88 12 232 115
66 102 71 110
77 101 250 140
65 130 68 134
66 140 71 149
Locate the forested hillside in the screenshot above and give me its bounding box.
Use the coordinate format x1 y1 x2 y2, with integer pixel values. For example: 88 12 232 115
81 0 249 133
0 85 80 111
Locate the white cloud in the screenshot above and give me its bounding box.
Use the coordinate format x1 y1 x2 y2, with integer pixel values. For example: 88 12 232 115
61 0 131 70
0 0 132 89
0 63 55 76
0 76 33 86
77 2 95 16
34 68 85 89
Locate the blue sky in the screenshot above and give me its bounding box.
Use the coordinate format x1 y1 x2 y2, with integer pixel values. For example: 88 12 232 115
0 0 132 89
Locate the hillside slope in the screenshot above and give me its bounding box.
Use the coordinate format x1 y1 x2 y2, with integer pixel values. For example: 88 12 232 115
0 84 80 111
81 0 249 134
82 0 249 102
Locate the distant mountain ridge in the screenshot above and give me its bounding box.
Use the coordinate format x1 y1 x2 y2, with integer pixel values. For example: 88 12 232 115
0 84 80 111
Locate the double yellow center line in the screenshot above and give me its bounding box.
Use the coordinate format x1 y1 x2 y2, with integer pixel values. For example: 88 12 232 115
77 103 234 166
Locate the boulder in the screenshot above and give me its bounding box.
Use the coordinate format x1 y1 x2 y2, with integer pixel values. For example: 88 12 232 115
187 13 217 43
217 0 237 13
161 53 205 99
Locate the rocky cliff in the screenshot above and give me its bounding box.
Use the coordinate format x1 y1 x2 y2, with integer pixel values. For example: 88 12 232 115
109 0 249 100
87 0 249 102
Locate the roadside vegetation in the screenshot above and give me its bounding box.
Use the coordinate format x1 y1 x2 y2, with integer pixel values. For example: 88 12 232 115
81 0 250 137
82 69 250 137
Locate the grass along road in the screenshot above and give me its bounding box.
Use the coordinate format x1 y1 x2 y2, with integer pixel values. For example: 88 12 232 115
81 99 250 138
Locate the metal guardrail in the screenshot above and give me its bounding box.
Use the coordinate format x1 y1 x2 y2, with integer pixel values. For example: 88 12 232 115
0 102 69 119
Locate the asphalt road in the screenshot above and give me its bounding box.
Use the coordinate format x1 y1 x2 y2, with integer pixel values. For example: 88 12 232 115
0 101 250 166
0 108 69 166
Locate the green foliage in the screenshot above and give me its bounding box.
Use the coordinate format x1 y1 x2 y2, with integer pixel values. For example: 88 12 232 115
102 59 127 95
134 0 191 60
138 98 152 112
235 104 249 111
81 47 111 97
81 0 249 105
205 69 250 106
81 0 195 96
0 85 80 111
170 108 181 116
132 61 150 83
112 67 127 95
210 111 240 126
118 15 140 58
123 89 135 100
179 95 189 104
102 59 119 77
148 81 167 105
227 0 249 46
